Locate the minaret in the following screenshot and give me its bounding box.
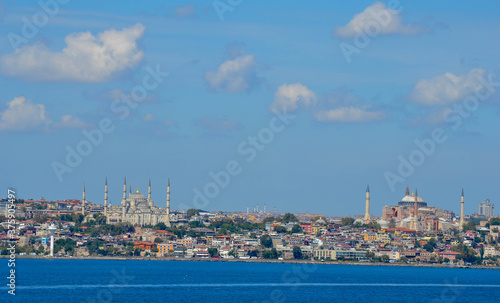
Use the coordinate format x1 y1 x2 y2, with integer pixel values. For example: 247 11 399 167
264 205 266 214
148 177 153 207
129 185 132 197
122 175 127 206
165 178 171 227
460 188 465 231
82 182 86 216
364 185 371 221
405 185 410 196
413 187 418 230
104 176 108 217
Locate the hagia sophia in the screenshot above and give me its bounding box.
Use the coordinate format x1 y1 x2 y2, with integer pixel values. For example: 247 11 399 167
363 186 459 232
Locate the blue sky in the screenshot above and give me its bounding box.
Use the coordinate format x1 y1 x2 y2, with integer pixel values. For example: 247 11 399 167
1 0 499 216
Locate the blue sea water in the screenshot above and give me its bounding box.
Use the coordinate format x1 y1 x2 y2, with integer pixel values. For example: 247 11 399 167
1 259 499 303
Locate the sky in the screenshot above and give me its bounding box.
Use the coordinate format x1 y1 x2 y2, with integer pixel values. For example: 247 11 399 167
1 0 499 217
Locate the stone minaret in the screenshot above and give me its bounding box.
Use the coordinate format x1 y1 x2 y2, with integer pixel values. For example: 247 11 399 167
122 175 127 206
460 188 465 231
148 177 153 207
166 178 171 227
82 182 86 216
104 176 108 218
405 185 410 196
364 185 371 221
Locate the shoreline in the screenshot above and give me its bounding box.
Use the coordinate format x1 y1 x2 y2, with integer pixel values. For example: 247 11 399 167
2 255 498 269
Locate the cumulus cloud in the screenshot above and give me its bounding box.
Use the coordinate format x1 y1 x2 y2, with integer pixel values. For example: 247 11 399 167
195 118 241 131
315 106 386 123
269 83 317 113
409 69 487 106
175 4 196 18
204 54 258 93
0 23 145 82
0 96 89 131
333 2 423 38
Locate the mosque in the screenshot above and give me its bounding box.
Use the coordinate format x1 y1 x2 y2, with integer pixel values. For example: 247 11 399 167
380 186 456 231
100 176 173 226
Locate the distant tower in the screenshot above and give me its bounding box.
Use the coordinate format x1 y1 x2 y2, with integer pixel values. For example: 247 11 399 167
82 182 86 216
148 177 153 207
256 204 259 213
364 185 371 221
48 224 57 257
247 207 249 215
460 188 465 231
413 187 418 230
264 205 266 214
122 175 127 206
165 178 171 227
405 185 410 196
104 176 108 217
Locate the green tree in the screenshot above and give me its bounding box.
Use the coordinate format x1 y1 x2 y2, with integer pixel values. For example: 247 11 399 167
208 248 218 257
154 237 163 243
263 217 276 224
463 221 476 231
381 255 390 263
388 218 396 228
341 217 355 226
154 222 167 230
186 208 200 218
274 226 287 233
400 256 408 263
247 250 259 257
262 248 278 259
291 224 302 234
293 246 303 260
260 235 273 248
282 213 298 223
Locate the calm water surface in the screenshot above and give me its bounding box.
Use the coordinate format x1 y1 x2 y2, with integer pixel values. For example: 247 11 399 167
2 259 499 302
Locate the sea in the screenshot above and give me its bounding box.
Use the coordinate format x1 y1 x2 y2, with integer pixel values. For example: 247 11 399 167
2 259 499 303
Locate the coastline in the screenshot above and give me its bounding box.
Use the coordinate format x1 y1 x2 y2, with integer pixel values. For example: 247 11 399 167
2 255 498 270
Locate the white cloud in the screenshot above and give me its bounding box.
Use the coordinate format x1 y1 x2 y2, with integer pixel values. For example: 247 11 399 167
0 96 51 131
0 23 145 82
315 106 386 123
164 118 176 127
204 54 257 93
333 2 423 38
409 69 486 106
0 96 89 131
55 115 91 129
269 83 316 113
175 4 196 18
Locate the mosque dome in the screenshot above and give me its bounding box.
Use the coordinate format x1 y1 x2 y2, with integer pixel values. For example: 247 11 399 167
397 186 428 207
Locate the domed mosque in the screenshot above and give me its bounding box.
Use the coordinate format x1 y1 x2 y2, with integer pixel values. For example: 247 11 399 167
103 176 174 226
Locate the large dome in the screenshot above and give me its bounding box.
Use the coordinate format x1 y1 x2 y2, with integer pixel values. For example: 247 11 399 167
398 194 427 207
129 192 147 200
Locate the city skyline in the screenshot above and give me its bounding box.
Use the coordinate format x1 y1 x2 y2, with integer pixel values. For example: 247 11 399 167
1 1 499 216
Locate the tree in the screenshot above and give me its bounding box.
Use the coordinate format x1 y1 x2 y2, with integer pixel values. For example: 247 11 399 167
282 213 299 223
260 235 273 248
247 250 259 257
274 226 287 233
381 255 390 263
154 222 167 230
262 217 276 224
341 217 355 226
151 247 159 253
463 221 476 231
293 246 303 260
186 208 199 218
400 256 408 263
423 244 434 252
388 218 396 228
291 224 302 234
154 237 163 243
208 248 218 257
262 248 278 259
